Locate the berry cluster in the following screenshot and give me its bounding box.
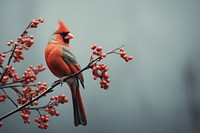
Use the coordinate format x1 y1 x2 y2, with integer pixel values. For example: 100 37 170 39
22 68 36 85
17 82 47 105
30 17 44 28
50 94 68 105
35 82 48 95
92 63 110 89
35 115 49 129
31 94 68 129
17 35 34 50
90 44 133 90
1 66 19 84
17 87 37 105
16 86 67 130
45 106 60 116
20 109 31 124
0 53 6 65
45 94 68 116
6 66 19 79
13 46 24 62
0 93 7 102
91 44 102 56
90 44 110 89
91 44 107 60
29 65 46 75
0 18 47 129
119 48 133 62
7 34 34 52
6 17 44 64
22 65 46 85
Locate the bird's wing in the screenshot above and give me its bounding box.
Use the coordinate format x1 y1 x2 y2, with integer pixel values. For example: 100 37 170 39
61 46 84 88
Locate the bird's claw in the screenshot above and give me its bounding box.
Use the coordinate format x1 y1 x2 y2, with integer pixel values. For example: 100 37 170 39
60 77 65 86
51 77 66 87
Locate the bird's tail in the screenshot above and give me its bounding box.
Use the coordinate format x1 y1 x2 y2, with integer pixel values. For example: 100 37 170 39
69 85 87 126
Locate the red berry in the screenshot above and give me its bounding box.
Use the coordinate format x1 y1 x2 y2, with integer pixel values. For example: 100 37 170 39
50 96 55 101
55 111 60 116
14 41 19 46
18 36 23 41
0 98 4 102
10 40 14 43
34 101 38 105
120 51 126 57
93 50 101 56
1 54 6 58
39 17 44 23
30 40 34 45
102 53 107 57
93 76 97 80
0 122 3 127
105 78 110 83
25 29 29 33
34 20 39 24
29 35 34 39
96 47 102 52
125 57 129 62
7 42 11 46
91 44 97 50
128 56 133 60
18 46 23 50
103 72 109 79
35 118 39 122
64 97 68 102
119 48 124 52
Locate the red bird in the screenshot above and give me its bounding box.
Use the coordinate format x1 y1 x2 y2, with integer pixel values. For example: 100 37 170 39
45 20 87 126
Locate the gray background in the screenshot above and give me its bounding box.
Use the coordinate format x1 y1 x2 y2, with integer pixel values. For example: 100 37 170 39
0 0 200 133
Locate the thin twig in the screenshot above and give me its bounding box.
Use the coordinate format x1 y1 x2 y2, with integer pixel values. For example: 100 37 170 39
28 100 56 111
0 79 25 89
2 49 13 54
0 84 36 89
0 65 5 71
2 89 18 107
10 87 23 97
106 44 125 55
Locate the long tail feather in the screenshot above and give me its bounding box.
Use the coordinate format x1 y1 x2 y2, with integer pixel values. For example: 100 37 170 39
70 85 87 126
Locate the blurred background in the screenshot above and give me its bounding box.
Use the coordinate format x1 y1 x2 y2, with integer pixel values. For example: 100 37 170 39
0 0 200 133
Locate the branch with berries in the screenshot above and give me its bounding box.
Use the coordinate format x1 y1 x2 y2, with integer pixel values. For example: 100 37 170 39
0 18 133 129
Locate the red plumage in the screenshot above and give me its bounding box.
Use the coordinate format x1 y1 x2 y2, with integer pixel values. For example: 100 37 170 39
56 20 70 33
45 20 87 126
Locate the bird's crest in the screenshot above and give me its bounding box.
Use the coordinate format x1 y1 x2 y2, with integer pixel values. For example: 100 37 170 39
56 20 70 33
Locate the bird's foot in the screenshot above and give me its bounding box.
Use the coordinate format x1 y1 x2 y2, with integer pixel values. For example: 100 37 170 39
51 77 66 87
60 77 65 86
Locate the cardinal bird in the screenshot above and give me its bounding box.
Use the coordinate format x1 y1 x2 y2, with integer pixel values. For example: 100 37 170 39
45 20 87 126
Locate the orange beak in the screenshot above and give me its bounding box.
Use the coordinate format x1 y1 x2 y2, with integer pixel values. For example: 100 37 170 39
65 33 74 40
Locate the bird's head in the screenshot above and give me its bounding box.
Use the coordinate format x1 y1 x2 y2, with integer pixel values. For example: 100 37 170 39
51 20 74 44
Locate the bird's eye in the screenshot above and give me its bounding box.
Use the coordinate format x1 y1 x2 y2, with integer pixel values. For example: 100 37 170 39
61 32 70 43
60 32 69 37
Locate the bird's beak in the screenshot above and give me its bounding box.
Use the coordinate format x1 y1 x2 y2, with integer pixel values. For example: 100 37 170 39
65 33 74 40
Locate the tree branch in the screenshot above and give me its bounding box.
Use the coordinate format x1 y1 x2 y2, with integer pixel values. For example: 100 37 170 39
0 64 90 121
0 43 130 124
